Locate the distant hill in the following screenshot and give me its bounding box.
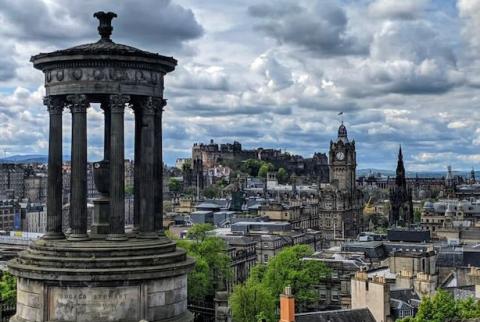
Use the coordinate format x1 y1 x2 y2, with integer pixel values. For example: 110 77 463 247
0 154 70 164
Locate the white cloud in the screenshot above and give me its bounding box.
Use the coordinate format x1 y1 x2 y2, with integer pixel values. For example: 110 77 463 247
368 0 429 20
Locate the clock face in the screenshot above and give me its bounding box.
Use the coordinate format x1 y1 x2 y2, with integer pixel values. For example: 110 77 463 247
336 151 345 160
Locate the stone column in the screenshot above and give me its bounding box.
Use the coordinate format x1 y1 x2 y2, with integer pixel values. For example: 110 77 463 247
67 94 90 241
107 94 130 241
137 97 157 238
154 98 166 235
133 105 142 232
43 96 65 240
103 102 111 160
91 102 111 237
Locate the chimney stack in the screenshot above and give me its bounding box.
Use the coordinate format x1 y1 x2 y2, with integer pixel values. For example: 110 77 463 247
280 286 295 322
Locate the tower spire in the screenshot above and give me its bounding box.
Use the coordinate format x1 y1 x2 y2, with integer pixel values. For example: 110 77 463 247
395 145 406 187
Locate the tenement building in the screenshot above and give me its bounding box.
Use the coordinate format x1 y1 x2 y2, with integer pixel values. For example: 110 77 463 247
7 12 194 322
318 122 363 239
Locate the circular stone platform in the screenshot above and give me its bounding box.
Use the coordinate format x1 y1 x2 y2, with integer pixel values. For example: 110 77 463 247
8 237 195 322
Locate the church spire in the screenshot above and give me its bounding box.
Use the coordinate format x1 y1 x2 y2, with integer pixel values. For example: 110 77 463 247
395 145 406 187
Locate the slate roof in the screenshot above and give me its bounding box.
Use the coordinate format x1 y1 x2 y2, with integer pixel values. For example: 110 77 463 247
295 308 375 322
390 288 420 304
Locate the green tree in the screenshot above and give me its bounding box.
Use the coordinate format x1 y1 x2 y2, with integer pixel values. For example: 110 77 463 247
187 223 214 243
0 272 16 305
241 159 264 177
258 163 274 178
203 185 221 198
261 244 329 308
230 245 330 321
397 290 480 322
414 209 422 223
277 168 288 184
175 225 231 303
168 178 182 193
182 160 192 173
230 283 276 322
457 296 480 319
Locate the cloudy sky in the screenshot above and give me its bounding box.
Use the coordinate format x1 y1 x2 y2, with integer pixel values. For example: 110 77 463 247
1 0 480 171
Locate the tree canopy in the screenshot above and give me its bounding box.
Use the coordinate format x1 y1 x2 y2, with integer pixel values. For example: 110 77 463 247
0 272 16 305
258 163 275 178
230 244 330 322
277 168 288 184
175 224 231 302
168 178 182 193
398 289 480 322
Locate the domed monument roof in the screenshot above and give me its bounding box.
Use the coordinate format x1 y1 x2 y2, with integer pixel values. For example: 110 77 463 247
30 11 176 99
31 12 176 71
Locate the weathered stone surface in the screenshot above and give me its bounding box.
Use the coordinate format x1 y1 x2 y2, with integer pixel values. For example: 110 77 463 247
48 286 140 321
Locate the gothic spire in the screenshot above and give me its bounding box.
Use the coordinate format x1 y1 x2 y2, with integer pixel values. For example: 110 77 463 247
395 145 406 187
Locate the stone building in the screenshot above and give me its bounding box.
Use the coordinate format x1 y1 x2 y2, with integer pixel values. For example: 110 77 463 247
0 164 25 199
389 147 413 226
351 271 394 322
421 199 480 241
318 122 363 239
191 140 329 183
0 199 19 231
25 204 47 233
24 173 48 203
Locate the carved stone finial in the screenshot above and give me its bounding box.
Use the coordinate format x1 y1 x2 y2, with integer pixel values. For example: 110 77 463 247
93 11 118 42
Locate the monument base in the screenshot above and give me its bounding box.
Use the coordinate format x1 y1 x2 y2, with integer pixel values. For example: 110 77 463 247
8 237 194 322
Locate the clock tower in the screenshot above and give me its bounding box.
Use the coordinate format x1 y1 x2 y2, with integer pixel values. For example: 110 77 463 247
319 121 363 240
329 122 356 191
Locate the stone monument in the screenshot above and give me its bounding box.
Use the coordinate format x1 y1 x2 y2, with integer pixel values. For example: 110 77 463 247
7 11 194 322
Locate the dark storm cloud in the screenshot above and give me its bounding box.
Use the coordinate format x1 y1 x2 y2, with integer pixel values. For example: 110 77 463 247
248 1 367 56
0 0 204 52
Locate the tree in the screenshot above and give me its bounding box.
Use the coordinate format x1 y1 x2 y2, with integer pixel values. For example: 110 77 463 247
187 223 214 243
181 160 192 173
230 245 330 321
414 209 422 223
175 225 231 303
277 168 288 184
230 283 276 322
0 272 16 305
397 290 480 322
241 159 264 177
168 178 182 193
258 163 274 178
261 244 330 309
457 296 480 319
203 185 221 198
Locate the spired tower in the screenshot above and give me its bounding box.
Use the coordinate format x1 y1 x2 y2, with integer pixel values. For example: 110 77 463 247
8 12 194 322
329 122 357 192
389 146 414 226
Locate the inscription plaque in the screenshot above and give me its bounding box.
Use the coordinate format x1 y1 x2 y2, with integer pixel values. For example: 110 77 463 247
48 286 140 321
